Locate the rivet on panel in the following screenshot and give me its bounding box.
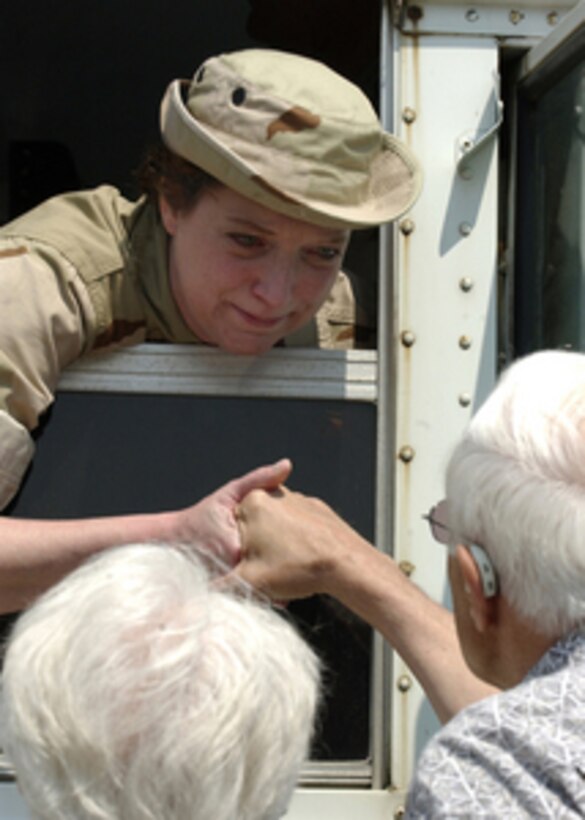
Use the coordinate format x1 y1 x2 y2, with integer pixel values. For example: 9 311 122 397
400 218 415 236
394 808 405 820
459 393 472 407
459 222 472 237
399 560 415 577
547 11 558 25
399 446 415 463
402 107 417 124
465 8 479 22
459 335 472 350
459 277 474 292
401 330 416 347
397 674 413 692
509 9 525 24
459 164 474 180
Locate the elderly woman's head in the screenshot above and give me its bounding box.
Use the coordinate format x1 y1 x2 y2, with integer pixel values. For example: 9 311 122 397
1 544 321 820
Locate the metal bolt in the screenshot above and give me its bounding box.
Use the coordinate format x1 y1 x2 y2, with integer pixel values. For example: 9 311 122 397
397 674 413 692
459 164 474 180
509 9 525 24
407 4 424 21
459 335 472 350
400 218 415 236
399 445 415 463
399 560 415 577
459 393 472 407
401 330 416 347
402 107 417 124
547 11 558 25
459 222 472 237
459 277 474 292
465 8 479 22
394 809 406 820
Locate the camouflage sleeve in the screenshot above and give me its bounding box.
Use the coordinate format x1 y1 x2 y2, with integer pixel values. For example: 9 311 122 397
0 410 35 510
0 239 95 509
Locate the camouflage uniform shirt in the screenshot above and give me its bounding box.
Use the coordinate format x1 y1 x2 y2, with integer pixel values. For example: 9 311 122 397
0 186 358 508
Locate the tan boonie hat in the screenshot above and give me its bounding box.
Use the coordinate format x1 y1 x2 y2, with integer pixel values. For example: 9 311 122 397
160 49 422 230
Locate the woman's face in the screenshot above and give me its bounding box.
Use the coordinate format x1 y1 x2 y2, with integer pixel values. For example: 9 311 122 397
161 186 350 355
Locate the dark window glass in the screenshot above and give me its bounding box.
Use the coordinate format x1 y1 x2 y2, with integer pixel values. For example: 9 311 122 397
7 391 377 761
514 43 585 353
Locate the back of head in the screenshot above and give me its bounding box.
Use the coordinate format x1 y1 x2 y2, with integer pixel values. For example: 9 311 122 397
446 350 585 636
0 544 320 820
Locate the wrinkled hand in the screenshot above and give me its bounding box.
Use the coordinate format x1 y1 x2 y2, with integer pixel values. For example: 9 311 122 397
174 460 292 564
234 486 355 600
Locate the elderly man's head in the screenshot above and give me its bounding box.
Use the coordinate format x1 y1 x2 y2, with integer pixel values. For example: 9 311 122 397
442 351 585 684
0 544 320 820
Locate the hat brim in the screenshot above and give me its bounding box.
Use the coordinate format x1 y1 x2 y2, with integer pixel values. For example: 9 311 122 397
160 80 422 230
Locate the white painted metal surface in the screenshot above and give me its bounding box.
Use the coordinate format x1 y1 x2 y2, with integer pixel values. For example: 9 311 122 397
0 784 32 819
396 2 572 37
284 788 406 819
521 0 584 74
387 27 500 789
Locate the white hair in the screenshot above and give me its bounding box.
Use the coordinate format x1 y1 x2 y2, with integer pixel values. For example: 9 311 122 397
446 349 585 637
0 543 320 820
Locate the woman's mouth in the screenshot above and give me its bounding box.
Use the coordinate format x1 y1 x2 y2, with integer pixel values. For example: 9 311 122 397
230 304 290 329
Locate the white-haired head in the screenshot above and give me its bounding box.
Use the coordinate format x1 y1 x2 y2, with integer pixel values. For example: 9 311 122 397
0 543 320 820
446 349 585 637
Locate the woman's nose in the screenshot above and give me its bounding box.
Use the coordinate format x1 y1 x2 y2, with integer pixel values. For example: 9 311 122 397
251 259 295 308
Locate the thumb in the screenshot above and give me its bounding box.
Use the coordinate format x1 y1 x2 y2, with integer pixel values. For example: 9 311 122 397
228 458 293 502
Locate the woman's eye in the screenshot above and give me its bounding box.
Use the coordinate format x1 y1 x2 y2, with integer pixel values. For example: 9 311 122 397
229 233 263 249
309 247 341 262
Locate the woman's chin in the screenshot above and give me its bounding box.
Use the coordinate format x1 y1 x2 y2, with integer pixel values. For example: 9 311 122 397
217 332 282 357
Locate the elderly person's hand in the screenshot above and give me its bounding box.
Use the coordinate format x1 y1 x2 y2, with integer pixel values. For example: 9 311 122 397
234 485 373 600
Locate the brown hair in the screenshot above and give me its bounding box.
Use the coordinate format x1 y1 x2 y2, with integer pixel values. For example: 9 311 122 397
136 142 220 212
